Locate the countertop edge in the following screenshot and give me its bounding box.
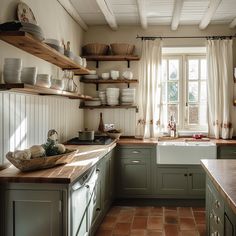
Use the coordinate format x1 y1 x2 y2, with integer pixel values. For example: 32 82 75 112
201 160 236 215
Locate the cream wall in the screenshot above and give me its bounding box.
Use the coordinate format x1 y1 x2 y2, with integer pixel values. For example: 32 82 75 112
83 25 236 135
0 0 84 163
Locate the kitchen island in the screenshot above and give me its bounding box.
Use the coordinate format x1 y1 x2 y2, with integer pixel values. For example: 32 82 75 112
0 141 116 236
201 159 236 236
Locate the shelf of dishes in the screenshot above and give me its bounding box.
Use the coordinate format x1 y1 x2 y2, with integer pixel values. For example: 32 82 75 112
0 83 93 100
80 104 138 112
0 31 90 74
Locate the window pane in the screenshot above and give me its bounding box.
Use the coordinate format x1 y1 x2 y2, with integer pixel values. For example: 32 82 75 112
169 60 179 80
188 82 198 102
189 105 199 124
168 104 178 124
200 81 207 101
162 60 167 81
199 102 207 125
188 59 199 80
168 82 178 102
200 59 207 80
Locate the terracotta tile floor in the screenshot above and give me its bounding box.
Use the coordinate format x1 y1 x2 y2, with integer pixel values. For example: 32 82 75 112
95 206 206 236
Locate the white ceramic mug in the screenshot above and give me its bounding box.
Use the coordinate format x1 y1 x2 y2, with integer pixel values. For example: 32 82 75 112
110 70 119 80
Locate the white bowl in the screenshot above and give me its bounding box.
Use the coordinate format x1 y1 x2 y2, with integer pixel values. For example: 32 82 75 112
84 100 101 106
4 58 22 66
106 88 120 92
89 70 97 75
36 74 51 88
101 72 110 80
21 67 37 85
44 38 60 46
3 75 21 83
122 71 133 80
84 74 99 79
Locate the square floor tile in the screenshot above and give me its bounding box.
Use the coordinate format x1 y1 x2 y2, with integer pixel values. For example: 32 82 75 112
147 216 163 230
113 222 131 235
132 216 148 229
178 207 193 218
180 218 196 230
164 224 179 236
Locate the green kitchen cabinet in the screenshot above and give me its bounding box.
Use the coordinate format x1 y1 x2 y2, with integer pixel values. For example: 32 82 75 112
206 176 236 236
217 145 236 159
116 146 155 197
5 189 62 236
156 166 205 198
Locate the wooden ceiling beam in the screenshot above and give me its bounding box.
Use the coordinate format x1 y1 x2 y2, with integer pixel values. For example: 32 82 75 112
96 0 118 30
171 0 184 31
57 0 88 31
229 17 236 28
136 0 148 29
199 0 222 30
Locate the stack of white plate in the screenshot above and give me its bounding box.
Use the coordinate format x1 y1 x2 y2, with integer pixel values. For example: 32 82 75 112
121 88 135 105
84 98 101 107
21 67 37 85
3 58 22 83
44 38 64 54
83 74 99 79
20 22 44 41
106 88 120 106
98 91 106 105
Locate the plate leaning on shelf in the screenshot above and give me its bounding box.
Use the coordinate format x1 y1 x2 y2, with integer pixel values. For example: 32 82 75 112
17 2 37 24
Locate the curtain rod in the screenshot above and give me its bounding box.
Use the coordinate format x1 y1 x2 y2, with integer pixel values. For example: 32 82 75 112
136 34 236 40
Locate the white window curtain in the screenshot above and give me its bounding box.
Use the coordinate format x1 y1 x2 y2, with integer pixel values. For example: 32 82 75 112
207 39 234 139
136 39 163 139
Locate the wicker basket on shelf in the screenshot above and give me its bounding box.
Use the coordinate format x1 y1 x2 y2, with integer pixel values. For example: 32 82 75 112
82 43 109 55
110 43 135 55
6 149 77 172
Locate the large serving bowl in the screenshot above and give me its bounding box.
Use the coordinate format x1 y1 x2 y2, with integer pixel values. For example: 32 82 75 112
82 43 109 55
110 43 135 55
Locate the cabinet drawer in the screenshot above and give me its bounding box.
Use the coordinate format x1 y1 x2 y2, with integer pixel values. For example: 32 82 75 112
218 146 236 159
118 148 151 158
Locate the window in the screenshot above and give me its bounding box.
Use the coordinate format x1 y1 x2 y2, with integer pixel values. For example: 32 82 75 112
161 54 207 132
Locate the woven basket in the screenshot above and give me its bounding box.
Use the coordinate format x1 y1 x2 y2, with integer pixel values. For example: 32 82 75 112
82 43 109 55
6 149 77 172
110 43 135 55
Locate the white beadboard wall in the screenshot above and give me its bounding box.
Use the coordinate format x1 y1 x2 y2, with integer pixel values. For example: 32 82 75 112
84 109 136 136
0 92 82 164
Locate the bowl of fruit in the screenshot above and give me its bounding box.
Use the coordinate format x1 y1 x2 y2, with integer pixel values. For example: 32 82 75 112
106 129 122 140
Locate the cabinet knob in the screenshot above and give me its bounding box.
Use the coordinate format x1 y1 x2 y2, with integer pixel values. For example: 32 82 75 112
96 208 101 212
184 174 188 176
214 215 220 224
189 173 192 176
96 168 100 172
210 213 214 219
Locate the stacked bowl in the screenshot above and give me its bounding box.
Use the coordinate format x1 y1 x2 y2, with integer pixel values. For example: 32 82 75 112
121 88 135 105
44 39 64 54
106 88 120 106
20 22 44 41
21 67 37 85
98 91 106 105
3 58 22 83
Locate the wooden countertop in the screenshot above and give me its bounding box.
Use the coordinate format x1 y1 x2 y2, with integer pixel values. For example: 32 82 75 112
201 159 236 214
118 137 236 146
0 142 116 184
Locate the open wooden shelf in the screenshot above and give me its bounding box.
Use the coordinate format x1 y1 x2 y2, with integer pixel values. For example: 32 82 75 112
80 104 138 112
0 31 90 75
0 83 92 100
80 78 138 90
83 55 140 68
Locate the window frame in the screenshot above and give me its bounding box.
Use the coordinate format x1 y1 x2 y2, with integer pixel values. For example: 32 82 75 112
162 53 207 132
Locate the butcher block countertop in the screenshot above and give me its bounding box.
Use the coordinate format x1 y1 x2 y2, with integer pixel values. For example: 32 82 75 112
0 141 116 184
201 159 236 215
118 137 236 146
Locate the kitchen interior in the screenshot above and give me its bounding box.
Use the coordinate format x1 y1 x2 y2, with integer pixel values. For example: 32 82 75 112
0 0 236 236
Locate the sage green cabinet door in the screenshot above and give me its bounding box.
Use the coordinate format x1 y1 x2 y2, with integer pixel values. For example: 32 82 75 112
217 146 236 159
188 168 205 197
157 168 188 195
5 190 62 236
224 213 234 236
119 158 151 195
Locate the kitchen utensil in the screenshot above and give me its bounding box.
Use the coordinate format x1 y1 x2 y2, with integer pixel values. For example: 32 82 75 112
17 2 37 24
78 130 95 141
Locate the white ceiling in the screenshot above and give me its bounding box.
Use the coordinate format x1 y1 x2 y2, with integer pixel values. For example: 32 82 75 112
67 0 236 30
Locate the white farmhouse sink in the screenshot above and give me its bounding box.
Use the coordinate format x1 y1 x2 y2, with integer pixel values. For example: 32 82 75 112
157 141 217 164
